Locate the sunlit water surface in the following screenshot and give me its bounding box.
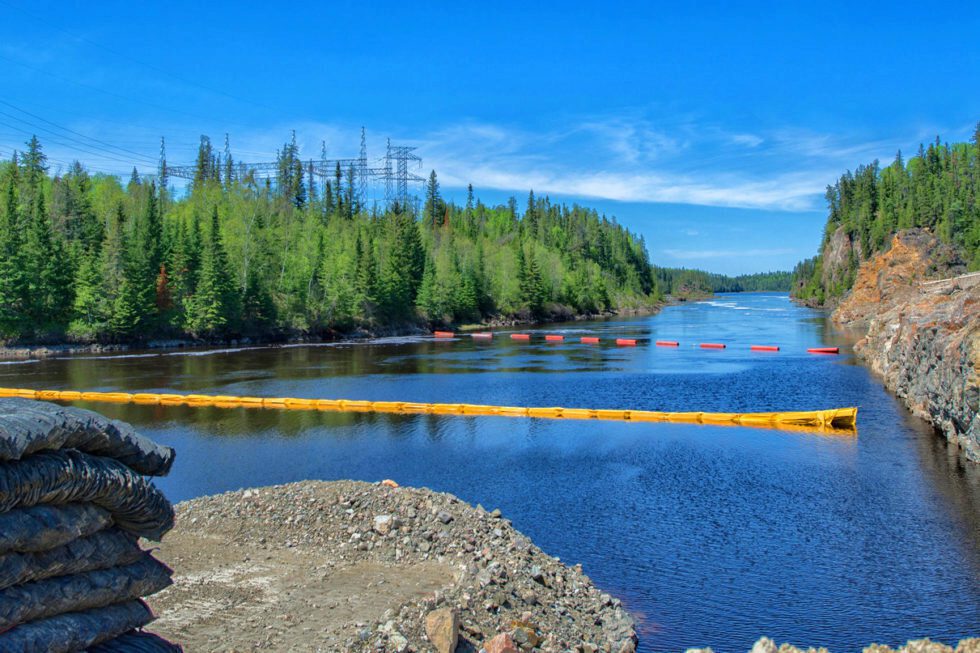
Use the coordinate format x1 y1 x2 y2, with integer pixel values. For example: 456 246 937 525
4 293 978 651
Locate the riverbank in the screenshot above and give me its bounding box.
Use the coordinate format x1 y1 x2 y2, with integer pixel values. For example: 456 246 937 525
145 479 638 652
0 305 663 360
832 230 979 462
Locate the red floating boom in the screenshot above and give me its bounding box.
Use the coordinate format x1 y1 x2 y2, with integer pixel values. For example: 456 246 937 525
807 347 840 354
616 338 637 346
510 333 530 340
471 332 493 339
580 337 600 344
656 340 680 347
433 331 455 338
545 335 564 342
750 345 780 352
700 343 726 349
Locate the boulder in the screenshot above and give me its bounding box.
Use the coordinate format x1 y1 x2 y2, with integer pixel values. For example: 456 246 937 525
424 607 459 653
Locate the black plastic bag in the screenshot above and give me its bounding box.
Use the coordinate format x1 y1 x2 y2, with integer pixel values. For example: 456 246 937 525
0 599 154 653
84 631 183 653
0 503 112 555
0 399 174 476
0 451 174 540
0 528 142 590
0 555 172 632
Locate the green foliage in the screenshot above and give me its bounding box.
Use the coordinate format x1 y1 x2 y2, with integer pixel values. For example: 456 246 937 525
655 268 792 296
793 126 980 301
0 135 662 343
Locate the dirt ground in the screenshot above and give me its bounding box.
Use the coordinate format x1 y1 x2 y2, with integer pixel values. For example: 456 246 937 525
148 531 457 652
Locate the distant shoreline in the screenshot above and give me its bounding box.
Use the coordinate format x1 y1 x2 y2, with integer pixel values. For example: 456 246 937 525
0 304 664 361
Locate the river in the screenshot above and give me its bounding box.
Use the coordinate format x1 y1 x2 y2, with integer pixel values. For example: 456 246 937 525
3 292 978 651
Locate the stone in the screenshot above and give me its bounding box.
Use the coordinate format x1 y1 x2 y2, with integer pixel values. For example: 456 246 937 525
751 638 778 653
389 632 409 652
530 565 545 584
425 607 459 653
437 510 454 524
485 633 520 653
617 638 637 653
373 515 394 535
510 621 541 648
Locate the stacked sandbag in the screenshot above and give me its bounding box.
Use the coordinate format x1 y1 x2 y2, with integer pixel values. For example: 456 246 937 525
0 398 181 652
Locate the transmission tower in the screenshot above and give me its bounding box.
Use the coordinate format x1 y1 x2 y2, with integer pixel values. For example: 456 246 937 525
158 137 168 187
358 127 368 206
382 139 424 208
162 128 425 209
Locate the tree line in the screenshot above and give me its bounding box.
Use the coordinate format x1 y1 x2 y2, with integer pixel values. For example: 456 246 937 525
792 125 980 303
655 268 791 297
0 135 660 343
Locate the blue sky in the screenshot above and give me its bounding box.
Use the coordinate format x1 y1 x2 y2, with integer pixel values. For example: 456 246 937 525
1 1 978 274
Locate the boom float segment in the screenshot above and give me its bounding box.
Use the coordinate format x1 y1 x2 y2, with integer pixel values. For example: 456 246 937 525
0 388 857 435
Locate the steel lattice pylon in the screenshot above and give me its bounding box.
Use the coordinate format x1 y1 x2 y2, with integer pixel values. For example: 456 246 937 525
161 129 423 210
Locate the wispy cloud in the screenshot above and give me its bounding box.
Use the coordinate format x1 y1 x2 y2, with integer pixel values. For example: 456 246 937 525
412 116 932 212
729 133 764 148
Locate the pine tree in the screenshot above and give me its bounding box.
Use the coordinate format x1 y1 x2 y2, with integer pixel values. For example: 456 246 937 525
125 183 163 328
186 206 238 337
0 173 26 337
70 250 103 337
344 165 357 219
193 136 214 189
21 148 73 334
223 134 235 187
334 162 343 218
518 243 545 316
415 253 438 319
465 184 474 216
525 189 538 236
354 232 376 311
379 212 423 318
424 170 443 229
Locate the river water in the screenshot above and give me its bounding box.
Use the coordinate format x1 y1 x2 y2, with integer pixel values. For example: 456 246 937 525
3 293 978 651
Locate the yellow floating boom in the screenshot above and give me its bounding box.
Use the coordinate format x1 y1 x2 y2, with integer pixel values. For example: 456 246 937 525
0 388 857 435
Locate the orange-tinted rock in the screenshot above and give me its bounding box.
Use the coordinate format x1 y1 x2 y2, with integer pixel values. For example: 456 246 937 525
424 608 459 653
834 229 979 461
485 633 520 653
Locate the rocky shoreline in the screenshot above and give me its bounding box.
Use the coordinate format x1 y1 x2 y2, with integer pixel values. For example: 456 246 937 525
832 230 979 462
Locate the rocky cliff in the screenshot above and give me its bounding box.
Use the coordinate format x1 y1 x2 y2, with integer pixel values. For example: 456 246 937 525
833 229 979 462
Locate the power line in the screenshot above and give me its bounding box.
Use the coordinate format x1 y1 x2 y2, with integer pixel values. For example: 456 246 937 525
0 112 156 167
0 116 151 167
0 52 257 131
0 100 158 164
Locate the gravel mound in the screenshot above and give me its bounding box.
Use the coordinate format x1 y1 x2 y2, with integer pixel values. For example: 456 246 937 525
150 479 637 652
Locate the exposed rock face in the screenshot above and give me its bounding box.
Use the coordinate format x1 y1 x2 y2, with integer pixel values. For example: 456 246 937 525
822 225 864 301
833 229 979 461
